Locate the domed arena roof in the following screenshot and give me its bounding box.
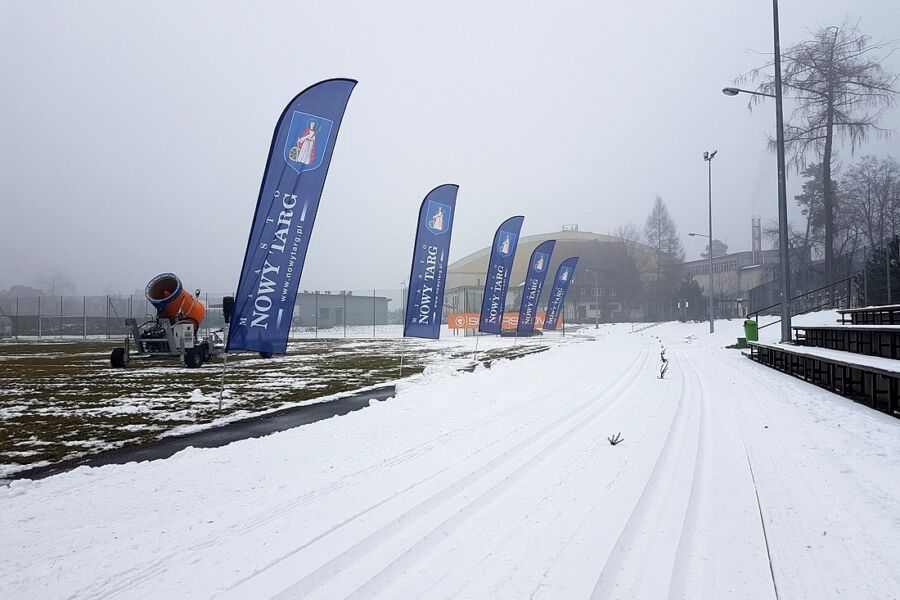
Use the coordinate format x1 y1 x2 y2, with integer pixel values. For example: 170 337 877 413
447 229 661 290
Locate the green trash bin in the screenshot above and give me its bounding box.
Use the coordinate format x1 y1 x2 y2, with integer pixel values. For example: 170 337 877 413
743 319 758 342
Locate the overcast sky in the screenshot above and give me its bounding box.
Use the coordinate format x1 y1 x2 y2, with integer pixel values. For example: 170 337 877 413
2 0 899 295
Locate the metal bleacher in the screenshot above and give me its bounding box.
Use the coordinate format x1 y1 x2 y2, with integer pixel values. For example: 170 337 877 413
748 305 900 418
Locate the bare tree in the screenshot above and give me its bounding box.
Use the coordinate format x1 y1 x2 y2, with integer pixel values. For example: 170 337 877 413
739 20 898 278
612 223 642 258
843 155 900 249
36 269 75 297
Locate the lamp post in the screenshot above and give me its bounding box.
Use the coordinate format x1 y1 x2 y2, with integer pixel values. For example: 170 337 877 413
703 151 717 334
689 232 714 333
722 0 792 343
585 268 600 328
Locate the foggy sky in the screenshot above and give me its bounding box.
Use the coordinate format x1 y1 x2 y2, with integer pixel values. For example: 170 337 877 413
2 0 899 295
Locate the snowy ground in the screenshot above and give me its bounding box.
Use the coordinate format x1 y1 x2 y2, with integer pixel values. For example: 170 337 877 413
2 316 899 599
0 326 559 477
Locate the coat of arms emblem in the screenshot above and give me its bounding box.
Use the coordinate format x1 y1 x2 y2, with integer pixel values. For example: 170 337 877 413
284 111 333 173
497 231 517 257
425 201 451 235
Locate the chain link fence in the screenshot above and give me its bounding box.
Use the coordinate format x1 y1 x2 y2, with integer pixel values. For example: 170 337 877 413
0 289 429 340
0 286 591 340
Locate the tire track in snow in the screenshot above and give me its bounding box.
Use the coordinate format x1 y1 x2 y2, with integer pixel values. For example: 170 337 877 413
342 342 661 599
71 340 617 600
238 342 654 599
588 344 701 600
433 340 667 600
509 339 683 599
665 347 717 599
669 344 779 600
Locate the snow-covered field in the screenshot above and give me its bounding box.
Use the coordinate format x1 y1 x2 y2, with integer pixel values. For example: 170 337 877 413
0 327 557 477
2 316 899 599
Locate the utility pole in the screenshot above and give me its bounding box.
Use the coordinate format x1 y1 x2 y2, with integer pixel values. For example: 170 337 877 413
773 0 792 342
704 150 717 334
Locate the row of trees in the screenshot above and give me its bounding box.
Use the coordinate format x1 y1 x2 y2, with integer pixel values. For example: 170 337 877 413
741 20 898 279
626 150 899 317
612 20 898 317
786 155 900 276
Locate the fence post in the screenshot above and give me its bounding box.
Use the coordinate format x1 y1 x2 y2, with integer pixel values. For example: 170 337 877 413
83 296 87 339
373 288 376 338
343 292 347 338
315 292 318 339
59 295 63 339
887 247 892 305
15 296 18 339
106 295 110 339
38 295 41 339
847 277 852 309
863 246 868 306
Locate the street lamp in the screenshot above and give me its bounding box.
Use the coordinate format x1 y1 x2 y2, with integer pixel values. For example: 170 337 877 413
688 230 716 333
722 0 792 343
584 268 600 328
703 150 717 334
721 87 776 98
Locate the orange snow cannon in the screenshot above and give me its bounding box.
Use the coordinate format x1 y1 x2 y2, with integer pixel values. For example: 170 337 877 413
145 273 206 327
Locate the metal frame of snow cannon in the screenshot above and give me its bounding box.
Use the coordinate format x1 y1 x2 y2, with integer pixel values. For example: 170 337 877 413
109 317 226 369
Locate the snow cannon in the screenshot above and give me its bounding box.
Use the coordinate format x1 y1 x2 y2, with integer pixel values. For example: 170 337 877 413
145 273 206 327
109 274 224 369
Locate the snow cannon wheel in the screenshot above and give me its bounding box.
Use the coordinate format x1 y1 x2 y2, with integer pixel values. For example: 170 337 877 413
259 351 273 359
199 341 211 362
110 347 127 368
184 348 203 369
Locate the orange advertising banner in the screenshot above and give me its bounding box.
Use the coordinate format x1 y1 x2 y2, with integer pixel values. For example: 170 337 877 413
447 311 561 331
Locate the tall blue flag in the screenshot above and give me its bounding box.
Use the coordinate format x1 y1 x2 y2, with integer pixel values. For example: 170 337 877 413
517 240 556 333
404 184 458 339
544 257 579 331
479 215 525 334
227 79 356 354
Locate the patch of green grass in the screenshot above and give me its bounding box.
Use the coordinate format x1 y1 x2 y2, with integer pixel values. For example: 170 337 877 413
0 339 442 472
0 337 552 475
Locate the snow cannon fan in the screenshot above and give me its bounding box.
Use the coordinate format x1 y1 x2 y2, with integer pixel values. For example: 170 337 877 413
145 273 206 327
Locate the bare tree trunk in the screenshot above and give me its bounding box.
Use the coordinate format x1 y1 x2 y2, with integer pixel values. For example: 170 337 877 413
823 27 838 282
823 111 835 280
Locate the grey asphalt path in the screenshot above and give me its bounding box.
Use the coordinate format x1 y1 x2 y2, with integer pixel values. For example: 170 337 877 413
7 385 395 482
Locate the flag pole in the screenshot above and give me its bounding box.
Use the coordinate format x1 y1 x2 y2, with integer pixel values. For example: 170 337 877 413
218 351 227 411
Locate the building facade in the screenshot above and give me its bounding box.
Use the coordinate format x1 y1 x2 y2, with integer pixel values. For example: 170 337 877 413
446 229 670 324
678 250 779 318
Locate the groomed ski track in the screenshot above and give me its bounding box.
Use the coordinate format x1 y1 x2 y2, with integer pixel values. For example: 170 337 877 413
2 321 899 599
